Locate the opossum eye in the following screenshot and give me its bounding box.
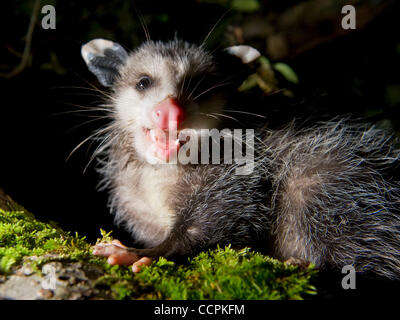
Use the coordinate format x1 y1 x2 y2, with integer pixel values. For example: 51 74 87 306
136 76 153 91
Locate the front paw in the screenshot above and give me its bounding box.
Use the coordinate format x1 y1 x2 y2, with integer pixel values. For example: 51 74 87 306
92 239 153 272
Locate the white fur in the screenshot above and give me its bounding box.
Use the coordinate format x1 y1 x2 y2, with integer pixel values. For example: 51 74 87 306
81 38 115 64
225 45 261 64
112 162 179 246
98 40 227 246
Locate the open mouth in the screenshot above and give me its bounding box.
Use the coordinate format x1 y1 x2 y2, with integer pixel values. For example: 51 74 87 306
144 127 188 162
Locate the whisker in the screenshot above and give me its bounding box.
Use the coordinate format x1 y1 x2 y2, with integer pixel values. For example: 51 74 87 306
201 9 231 47
191 66 250 102
52 109 112 117
71 71 116 101
130 1 151 41
185 71 196 102
179 70 188 101
210 112 241 123
84 132 119 173
193 81 233 101
64 117 112 135
66 122 120 163
83 119 136 172
56 101 114 112
200 112 220 121
224 109 266 118
66 134 98 163
55 85 110 93
187 74 206 101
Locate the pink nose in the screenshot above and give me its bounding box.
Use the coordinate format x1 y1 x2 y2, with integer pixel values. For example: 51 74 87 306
152 98 185 130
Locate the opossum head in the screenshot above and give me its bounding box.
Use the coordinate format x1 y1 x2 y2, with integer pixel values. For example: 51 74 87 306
81 38 260 164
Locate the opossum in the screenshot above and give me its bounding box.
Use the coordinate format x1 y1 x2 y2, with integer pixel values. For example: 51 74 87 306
81 38 400 279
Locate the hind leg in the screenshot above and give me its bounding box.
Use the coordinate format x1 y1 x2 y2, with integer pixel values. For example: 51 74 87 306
272 170 327 266
272 162 400 276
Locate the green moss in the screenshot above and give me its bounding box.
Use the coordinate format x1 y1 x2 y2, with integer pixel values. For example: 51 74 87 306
0 205 317 300
134 247 317 300
0 209 90 274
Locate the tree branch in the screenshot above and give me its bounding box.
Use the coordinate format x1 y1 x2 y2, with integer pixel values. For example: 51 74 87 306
0 0 41 78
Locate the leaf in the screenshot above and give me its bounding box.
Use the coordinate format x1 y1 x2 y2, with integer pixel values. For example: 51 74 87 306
273 62 299 84
258 55 271 68
238 73 259 92
231 0 260 13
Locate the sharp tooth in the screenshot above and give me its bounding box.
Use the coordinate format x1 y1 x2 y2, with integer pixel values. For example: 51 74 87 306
149 129 157 143
175 139 180 146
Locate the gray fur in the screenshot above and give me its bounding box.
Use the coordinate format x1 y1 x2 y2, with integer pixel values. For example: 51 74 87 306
263 121 400 279
85 39 400 279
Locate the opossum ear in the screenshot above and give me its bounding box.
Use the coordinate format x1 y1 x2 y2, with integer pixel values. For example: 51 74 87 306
224 45 261 64
81 39 128 87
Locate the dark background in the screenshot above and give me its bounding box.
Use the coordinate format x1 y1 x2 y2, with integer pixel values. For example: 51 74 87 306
1 0 400 297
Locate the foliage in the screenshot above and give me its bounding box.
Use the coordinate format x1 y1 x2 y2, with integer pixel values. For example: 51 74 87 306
136 246 317 300
0 208 91 274
238 55 299 96
0 206 317 300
